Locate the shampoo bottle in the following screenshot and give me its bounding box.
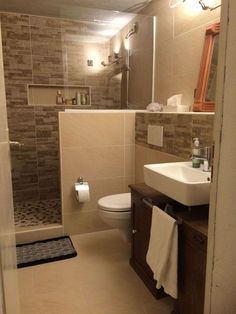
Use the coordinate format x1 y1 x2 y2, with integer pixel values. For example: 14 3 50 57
76 92 81 106
80 93 86 105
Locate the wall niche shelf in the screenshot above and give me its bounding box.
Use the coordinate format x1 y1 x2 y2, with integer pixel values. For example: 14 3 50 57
27 84 91 107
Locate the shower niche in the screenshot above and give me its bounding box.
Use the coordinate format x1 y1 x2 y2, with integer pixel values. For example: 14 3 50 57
28 84 91 107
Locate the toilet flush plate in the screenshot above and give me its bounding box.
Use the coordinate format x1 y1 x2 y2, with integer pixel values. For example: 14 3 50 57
147 125 163 147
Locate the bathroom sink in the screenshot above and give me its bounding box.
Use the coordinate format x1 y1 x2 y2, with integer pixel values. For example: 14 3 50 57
144 161 211 206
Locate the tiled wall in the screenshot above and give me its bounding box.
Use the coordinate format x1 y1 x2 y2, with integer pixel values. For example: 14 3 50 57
0 12 124 203
141 0 221 108
135 112 214 182
7 104 62 202
59 111 135 235
0 12 116 108
109 14 154 109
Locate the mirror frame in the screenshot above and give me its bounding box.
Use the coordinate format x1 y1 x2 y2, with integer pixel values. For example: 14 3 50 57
193 22 220 112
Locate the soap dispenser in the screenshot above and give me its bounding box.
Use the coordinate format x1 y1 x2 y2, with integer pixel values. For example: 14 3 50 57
192 138 200 168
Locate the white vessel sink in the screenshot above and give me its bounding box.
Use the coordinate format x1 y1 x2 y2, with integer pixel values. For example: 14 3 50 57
144 161 211 206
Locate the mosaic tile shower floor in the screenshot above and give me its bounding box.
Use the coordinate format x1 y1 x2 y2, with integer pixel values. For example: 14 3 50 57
14 199 61 227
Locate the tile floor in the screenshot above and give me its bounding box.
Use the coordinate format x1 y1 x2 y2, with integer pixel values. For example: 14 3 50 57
18 229 173 314
14 199 61 227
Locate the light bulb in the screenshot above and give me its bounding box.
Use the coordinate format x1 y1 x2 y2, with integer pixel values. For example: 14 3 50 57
183 0 202 15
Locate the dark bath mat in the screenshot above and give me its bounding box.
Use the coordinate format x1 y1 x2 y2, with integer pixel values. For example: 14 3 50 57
16 236 77 268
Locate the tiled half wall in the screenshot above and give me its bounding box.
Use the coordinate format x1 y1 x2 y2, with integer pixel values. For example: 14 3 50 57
59 111 135 235
135 112 214 182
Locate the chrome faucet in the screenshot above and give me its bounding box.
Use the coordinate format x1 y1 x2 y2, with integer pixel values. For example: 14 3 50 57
197 146 212 172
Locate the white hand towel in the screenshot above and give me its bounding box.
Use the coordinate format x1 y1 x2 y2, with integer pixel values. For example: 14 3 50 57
146 206 178 299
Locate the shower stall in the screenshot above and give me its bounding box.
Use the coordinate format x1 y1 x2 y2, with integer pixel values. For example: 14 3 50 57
0 5 155 240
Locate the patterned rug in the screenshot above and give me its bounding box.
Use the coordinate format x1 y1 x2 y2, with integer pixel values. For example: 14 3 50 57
16 236 77 268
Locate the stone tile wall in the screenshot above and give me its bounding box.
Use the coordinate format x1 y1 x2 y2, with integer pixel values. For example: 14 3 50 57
0 12 119 109
136 113 214 159
0 12 124 203
7 105 64 202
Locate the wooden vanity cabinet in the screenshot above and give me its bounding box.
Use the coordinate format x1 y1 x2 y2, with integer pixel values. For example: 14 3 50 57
173 209 208 314
129 183 171 299
129 183 209 314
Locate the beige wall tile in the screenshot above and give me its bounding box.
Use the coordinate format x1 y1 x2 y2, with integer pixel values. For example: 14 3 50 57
128 15 154 109
172 26 207 107
146 147 185 164
174 3 220 37
135 145 148 183
124 145 135 176
135 144 185 183
124 176 135 192
60 113 125 147
62 177 125 214
155 39 174 104
141 0 221 109
64 210 111 235
124 112 135 145
60 112 135 234
16 225 64 244
61 145 125 182
154 1 174 43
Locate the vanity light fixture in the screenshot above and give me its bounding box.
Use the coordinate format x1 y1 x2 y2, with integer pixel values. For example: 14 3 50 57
198 0 221 11
169 0 221 10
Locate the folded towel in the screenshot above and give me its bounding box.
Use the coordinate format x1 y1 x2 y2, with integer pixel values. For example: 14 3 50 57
146 206 178 299
146 102 163 112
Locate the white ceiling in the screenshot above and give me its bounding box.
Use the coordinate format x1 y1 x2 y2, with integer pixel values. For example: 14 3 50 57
0 0 153 40
0 0 152 20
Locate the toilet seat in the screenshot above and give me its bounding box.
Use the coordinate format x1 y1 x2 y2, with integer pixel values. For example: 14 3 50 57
98 193 131 212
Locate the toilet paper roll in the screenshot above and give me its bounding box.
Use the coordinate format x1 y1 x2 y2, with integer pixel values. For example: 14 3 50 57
75 182 90 203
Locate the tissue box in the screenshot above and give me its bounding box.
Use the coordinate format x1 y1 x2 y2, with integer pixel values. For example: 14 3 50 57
177 105 189 112
167 94 183 107
162 105 178 112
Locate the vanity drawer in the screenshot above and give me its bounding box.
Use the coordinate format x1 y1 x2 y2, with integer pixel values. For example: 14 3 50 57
181 225 207 253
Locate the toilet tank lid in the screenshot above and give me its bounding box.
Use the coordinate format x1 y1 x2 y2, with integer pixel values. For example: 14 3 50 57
98 193 131 211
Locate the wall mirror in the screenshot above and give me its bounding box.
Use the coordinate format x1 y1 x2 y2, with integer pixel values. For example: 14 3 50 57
193 22 220 112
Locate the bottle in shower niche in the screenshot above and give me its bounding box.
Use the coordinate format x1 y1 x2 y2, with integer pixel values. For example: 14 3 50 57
56 90 63 105
76 91 81 106
80 93 87 105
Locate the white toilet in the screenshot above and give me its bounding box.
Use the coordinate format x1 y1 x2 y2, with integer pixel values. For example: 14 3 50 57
98 193 131 242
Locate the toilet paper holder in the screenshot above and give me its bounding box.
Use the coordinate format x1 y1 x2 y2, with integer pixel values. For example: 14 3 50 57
74 177 90 203
77 177 85 184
